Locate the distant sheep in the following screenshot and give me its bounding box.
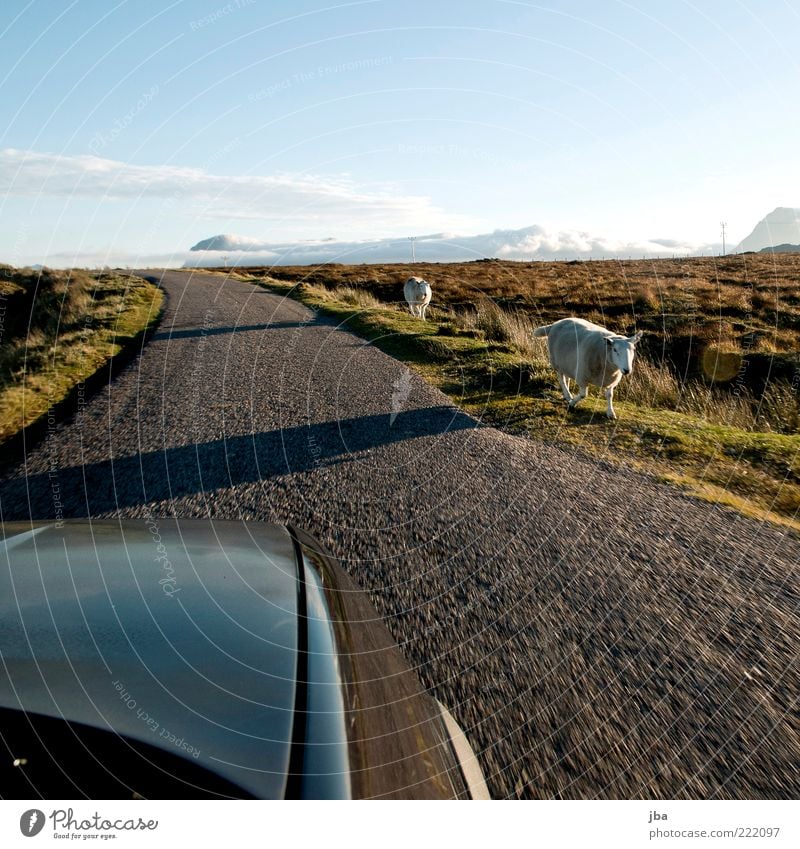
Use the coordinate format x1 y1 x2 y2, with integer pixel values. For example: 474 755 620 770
404 276 432 320
533 318 643 420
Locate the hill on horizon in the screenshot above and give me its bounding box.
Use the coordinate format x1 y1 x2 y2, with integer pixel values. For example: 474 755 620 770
758 243 800 253
738 207 800 252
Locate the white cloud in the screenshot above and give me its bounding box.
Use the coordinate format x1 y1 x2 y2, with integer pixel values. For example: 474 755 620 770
186 225 719 267
649 238 696 249
0 147 480 238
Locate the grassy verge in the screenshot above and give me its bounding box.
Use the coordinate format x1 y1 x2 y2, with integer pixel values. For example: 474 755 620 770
0 267 164 443
241 273 800 532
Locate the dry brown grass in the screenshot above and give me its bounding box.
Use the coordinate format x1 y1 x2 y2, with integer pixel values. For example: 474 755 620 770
449 300 547 358
328 285 389 311
260 252 800 351
251 253 800 434
252 271 800 528
0 266 163 442
444 297 799 432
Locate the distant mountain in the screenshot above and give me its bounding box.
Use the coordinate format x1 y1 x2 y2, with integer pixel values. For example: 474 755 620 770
738 207 800 252
189 234 268 252
758 243 800 254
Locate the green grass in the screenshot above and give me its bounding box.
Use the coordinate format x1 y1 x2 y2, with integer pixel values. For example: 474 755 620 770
247 273 800 532
0 267 164 443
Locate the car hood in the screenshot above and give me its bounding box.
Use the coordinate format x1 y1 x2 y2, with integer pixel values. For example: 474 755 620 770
0 519 301 799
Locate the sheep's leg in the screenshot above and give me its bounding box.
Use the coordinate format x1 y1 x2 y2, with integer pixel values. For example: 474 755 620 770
605 386 617 419
421 303 428 321
568 384 588 410
558 373 573 402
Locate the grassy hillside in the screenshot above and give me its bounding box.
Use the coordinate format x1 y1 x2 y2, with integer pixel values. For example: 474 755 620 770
207 254 800 531
0 266 163 443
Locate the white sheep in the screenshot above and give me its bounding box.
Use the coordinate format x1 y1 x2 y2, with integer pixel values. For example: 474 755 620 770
533 317 643 419
404 276 432 320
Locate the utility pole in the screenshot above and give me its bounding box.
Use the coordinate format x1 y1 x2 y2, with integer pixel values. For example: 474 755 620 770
720 222 727 256
408 236 416 263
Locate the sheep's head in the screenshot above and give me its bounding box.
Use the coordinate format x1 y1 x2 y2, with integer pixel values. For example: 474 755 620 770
606 331 643 375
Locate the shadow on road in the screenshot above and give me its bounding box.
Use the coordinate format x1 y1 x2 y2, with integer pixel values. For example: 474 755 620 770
151 318 326 341
0 407 477 519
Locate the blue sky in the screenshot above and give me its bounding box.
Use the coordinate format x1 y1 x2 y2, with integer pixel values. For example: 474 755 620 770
1 0 799 266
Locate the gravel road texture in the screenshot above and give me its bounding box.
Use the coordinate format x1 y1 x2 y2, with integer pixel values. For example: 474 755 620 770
1 269 798 799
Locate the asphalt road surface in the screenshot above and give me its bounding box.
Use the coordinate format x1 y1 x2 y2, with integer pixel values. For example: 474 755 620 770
2 269 798 799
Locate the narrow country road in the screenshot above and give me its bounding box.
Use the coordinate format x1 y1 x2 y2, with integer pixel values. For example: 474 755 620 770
1 269 798 799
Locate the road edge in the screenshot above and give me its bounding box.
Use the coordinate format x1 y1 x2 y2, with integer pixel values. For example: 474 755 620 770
0 273 167 474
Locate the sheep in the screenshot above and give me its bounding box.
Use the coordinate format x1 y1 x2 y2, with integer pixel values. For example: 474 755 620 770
533 317 643 419
404 276 432 320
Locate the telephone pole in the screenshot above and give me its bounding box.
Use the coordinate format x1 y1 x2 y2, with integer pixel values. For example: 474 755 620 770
720 222 727 256
408 236 416 263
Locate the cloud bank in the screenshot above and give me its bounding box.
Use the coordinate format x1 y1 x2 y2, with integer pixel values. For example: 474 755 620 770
186 226 717 267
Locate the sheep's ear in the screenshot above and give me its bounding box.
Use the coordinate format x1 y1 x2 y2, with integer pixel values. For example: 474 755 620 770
606 337 613 347
631 330 644 345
